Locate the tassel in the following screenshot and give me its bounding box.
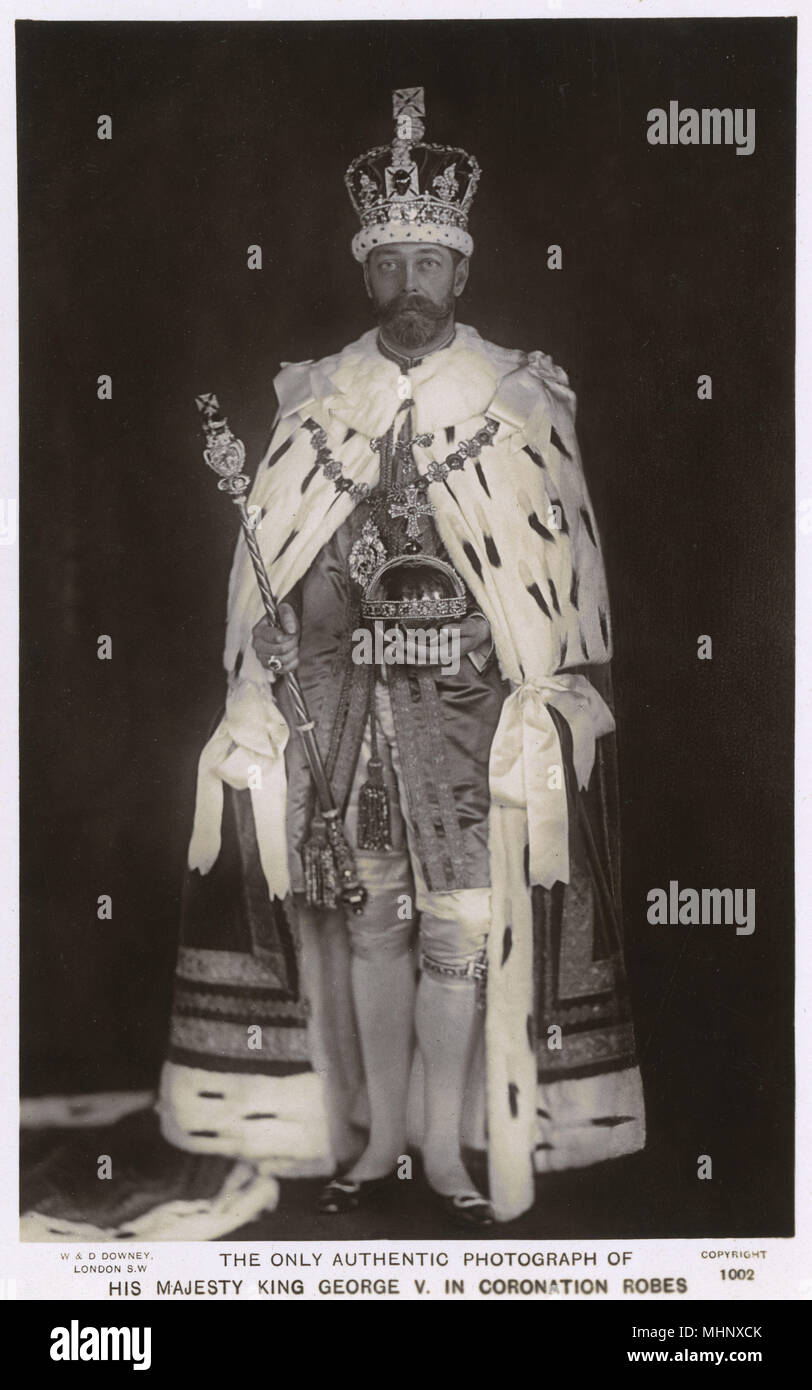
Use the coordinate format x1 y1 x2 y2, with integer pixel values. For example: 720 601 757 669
357 702 392 851
302 815 339 910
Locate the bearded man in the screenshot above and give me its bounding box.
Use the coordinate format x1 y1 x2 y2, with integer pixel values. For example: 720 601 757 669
158 87 646 1228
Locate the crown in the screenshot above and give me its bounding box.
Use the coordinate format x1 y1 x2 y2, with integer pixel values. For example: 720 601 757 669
345 87 480 263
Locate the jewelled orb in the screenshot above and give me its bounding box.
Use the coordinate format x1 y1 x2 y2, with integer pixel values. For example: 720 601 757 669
361 554 467 625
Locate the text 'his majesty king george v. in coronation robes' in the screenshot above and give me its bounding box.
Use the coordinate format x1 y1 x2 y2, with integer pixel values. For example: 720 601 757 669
158 87 646 1224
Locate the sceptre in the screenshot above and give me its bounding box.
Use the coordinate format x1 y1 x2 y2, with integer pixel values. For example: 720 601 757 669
195 392 367 915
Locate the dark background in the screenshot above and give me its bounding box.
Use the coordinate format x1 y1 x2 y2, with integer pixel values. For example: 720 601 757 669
18 17 795 1235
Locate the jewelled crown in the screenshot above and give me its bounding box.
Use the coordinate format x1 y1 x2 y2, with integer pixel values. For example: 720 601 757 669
345 87 480 263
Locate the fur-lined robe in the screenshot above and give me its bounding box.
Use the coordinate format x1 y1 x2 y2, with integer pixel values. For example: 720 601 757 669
158 323 646 1223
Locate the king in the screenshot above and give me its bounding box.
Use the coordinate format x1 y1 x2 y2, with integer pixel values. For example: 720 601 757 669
158 87 646 1227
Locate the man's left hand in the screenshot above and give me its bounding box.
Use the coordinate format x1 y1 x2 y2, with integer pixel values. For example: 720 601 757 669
440 611 491 660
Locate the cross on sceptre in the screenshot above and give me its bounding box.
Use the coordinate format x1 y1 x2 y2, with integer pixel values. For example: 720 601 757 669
388 483 434 541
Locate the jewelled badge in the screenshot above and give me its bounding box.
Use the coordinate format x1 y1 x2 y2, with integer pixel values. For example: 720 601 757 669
349 520 388 588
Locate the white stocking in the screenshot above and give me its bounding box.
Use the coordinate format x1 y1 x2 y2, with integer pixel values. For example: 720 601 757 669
344 950 416 1182
416 970 482 1195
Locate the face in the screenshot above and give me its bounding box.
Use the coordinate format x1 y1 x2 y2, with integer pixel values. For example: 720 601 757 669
365 243 469 351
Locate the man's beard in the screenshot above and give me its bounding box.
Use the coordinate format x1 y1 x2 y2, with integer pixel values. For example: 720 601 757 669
374 290 456 352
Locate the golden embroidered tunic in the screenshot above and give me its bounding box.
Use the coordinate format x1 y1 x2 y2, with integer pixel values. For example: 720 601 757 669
279 372 509 896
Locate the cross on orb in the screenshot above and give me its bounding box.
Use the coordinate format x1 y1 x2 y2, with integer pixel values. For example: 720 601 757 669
388 484 434 540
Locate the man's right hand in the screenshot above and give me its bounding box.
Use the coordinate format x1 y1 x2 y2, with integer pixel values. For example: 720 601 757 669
251 603 300 675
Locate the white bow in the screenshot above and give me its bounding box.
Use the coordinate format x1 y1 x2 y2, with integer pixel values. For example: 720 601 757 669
188 674 291 900
489 675 615 889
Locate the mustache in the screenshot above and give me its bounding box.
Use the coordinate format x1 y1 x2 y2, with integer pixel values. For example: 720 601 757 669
377 291 451 321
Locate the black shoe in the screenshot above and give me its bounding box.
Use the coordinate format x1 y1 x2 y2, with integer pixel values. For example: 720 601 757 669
434 1190 495 1228
316 1172 397 1215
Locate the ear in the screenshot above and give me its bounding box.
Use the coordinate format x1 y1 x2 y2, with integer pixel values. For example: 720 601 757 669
453 256 470 297
362 260 373 299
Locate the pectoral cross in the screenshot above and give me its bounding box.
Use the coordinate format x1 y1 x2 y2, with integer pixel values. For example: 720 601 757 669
388 483 434 541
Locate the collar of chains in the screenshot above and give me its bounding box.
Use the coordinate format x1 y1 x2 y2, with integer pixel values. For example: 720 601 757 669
301 408 501 592
301 412 500 505
345 413 500 588
369 415 500 490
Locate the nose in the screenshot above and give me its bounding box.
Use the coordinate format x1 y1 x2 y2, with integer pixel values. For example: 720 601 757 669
402 260 419 292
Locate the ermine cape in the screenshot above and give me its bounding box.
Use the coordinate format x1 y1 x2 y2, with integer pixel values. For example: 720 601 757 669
159 323 646 1222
